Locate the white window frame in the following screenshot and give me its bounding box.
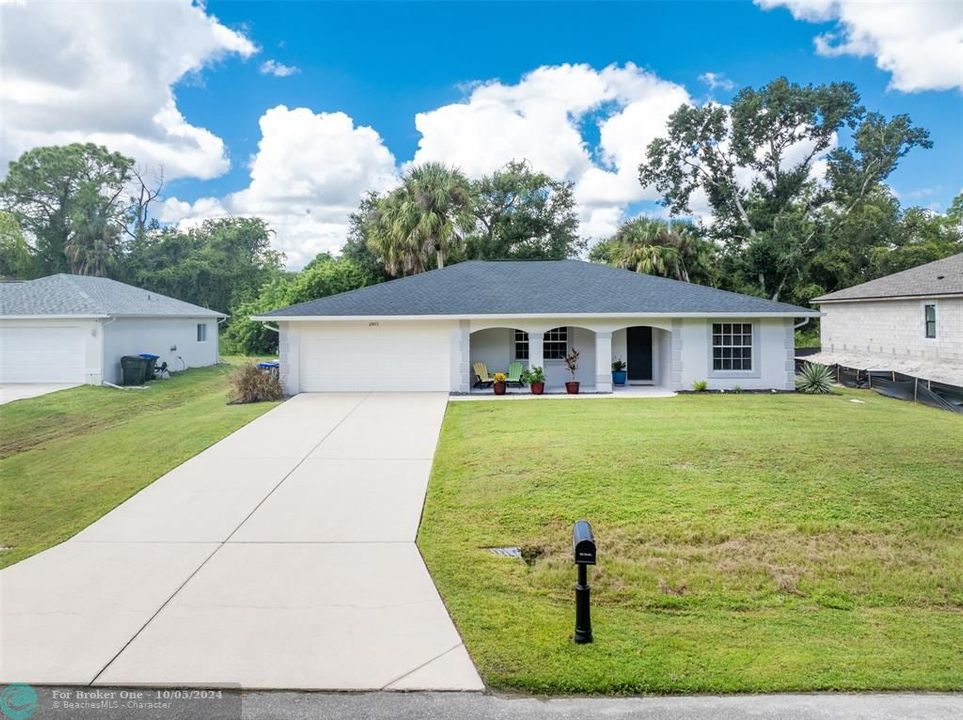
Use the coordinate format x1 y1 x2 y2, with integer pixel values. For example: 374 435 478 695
708 321 759 378
196 322 207 342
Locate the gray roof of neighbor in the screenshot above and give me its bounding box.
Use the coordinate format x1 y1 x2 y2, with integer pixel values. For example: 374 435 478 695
263 260 816 318
0 274 225 318
813 253 963 302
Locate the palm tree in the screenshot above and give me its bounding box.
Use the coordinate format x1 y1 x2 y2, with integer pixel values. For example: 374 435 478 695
369 190 423 276
610 217 717 285
370 163 472 275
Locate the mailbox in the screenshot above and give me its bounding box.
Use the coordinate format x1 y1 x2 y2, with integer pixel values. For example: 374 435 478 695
572 519 596 565
572 519 596 643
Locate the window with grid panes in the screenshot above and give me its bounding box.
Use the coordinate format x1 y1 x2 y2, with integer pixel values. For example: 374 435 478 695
543 327 568 360
712 322 752 371
513 329 529 360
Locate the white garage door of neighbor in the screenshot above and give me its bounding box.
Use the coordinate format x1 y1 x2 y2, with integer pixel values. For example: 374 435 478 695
0 325 88 383
299 324 451 392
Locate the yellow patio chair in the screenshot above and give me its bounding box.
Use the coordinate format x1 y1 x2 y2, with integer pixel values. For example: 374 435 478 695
473 362 494 388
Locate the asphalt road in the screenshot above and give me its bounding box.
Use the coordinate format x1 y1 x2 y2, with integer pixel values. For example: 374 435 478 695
22 688 963 720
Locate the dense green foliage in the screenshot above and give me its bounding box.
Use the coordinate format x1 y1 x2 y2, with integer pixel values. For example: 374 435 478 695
465 160 583 260
223 254 371 355
589 218 718 285
0 143 135 276
356 160 584 277
420 392 963 692
636 77 956 305
120 217 284 313
0 364 278 568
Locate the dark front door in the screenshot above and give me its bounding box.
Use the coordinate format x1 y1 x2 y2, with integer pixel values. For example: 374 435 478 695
626 326 652 381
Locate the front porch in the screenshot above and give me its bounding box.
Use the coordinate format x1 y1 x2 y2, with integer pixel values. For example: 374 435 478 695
465 322 675 395
457 384 677 400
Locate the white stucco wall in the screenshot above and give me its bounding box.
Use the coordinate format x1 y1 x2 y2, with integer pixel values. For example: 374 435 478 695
820 297 963 363
676 317 795 391
278 314 798 394
102 317 219 383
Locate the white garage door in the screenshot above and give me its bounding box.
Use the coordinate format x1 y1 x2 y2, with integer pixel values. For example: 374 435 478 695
299 322 452 392
0 325 88 383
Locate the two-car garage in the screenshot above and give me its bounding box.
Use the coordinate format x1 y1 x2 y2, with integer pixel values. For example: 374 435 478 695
291 321 456 393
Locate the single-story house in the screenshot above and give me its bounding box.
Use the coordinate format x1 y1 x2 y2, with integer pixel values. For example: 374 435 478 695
811 252 963 383
0 274 225 385
255 260 818 394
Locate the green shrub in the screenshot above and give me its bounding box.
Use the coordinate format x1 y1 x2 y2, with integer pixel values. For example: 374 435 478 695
692 379 708 392
796 362 834 394
521 366 546 384
229 363 284 404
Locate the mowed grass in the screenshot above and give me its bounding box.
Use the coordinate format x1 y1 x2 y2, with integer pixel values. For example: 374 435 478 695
419 389 963 693
0 364 278 568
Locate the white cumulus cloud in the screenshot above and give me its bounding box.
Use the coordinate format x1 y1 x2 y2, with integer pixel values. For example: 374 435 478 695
159 106 399 268
698 72 735 91
164 64 696 265
0 0 256 179
412 63 692 241
756 0 963 92
259 59 300 77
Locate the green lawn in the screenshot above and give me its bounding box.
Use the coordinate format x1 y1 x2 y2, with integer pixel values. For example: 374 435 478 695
0 364 278 568
419 389 963 694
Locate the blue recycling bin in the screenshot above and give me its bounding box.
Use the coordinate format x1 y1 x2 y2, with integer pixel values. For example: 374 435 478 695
139 353 160 379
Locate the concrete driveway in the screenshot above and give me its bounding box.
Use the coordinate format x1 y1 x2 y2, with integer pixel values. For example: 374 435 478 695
0 393 482 691
0 383 79 405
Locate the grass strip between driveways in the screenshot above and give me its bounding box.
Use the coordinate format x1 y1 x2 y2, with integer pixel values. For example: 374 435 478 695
418 388 963 694
0 363 279 568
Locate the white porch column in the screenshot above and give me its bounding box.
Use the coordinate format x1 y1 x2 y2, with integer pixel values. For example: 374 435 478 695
528 331 544 373
595 331 612 393
451 320 471 393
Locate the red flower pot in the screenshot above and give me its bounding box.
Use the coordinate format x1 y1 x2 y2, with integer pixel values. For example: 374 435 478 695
565 381 580 395
493 381 507 395
530 382 544 395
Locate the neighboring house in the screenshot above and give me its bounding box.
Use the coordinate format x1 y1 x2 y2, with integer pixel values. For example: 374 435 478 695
255 260 817 394
0 274 224 385
813 253 963 374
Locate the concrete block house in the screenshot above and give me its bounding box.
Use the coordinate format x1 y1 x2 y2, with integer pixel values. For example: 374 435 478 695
813 253 963 379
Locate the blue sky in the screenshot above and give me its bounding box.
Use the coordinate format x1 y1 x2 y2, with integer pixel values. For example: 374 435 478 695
177 1 961 204
3 1 961 266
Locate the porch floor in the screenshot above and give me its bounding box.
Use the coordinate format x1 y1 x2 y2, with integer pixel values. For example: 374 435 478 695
454 385 676 401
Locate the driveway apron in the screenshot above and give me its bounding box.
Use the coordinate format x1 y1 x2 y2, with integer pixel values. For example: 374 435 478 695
0 393 483 691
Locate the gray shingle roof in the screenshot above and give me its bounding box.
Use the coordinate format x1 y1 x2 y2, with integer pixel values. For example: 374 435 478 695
263 260 815 318
813 253 963 303
0 274 225 318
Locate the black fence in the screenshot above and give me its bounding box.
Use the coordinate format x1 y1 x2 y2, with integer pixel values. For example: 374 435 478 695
795 359 963 414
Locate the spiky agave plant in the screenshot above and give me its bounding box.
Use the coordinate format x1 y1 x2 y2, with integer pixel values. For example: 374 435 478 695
796 363 834 394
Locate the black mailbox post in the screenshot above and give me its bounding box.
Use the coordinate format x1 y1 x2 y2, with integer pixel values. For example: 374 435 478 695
572 519 596 644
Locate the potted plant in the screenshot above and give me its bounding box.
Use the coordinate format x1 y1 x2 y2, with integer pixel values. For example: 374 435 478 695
611 358 627 386
521 366 546 395
492 372 507 395
564 348 581 394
